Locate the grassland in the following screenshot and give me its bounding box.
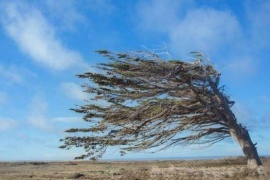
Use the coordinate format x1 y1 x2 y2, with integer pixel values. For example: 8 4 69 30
0 157 269 179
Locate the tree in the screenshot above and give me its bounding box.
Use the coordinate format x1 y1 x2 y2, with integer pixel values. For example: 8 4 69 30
60 50 262 169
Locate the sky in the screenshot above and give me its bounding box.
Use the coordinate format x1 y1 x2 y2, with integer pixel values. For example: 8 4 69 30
0 0 269 161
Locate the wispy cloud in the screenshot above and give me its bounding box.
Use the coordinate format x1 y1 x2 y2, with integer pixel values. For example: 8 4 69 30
245 0 270 49
27 95 53 131
136 1 264 81
220 56 258 81
60 82 88 101
1 2 85 70
52 117 81 123
0 64 25 84
0 116 17 132
136 1 241 56
169 8 241 56
43 0 85 30
136 0 191 33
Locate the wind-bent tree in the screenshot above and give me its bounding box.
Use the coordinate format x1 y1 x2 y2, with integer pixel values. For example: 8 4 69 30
60 50 262 168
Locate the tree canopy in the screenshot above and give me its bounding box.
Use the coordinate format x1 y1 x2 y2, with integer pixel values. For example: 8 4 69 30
60 50 262 168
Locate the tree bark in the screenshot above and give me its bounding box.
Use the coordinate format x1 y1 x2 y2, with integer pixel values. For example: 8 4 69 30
230 124 262 169
207 79 263 169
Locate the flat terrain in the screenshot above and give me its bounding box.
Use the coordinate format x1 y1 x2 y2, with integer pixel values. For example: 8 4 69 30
0 157 269 180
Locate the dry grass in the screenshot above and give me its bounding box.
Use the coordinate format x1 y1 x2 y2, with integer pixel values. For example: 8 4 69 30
0 157 269 179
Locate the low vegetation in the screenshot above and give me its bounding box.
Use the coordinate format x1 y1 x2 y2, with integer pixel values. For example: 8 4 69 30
0 157 269 179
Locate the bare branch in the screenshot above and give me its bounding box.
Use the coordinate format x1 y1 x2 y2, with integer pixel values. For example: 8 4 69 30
59 50 262 168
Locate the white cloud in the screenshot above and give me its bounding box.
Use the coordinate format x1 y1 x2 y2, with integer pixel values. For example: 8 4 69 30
0 64 24 84
245 0 270 49
136 0 192 33
169 8 241 55
44 0 85 30
1 2 85 70
136 1 260 80
52 117 81 123
0 117 17 131
60 82 88 101
27 95 53 131
136 1 242 56
221 56 257 81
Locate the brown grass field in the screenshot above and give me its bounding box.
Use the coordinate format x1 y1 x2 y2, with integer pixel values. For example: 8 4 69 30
0 157 269 180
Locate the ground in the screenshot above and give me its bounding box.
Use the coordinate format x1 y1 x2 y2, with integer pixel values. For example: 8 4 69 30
0 157 269 180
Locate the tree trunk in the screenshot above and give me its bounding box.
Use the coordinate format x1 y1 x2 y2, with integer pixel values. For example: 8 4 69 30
208 82 263 169
230 124 262 169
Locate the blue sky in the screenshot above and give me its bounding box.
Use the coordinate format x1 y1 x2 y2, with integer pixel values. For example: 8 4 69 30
0 0 270 161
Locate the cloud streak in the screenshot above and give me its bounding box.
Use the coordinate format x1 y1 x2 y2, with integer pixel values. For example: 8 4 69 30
0 64 25 84
220 56 258 82
52 117 81 123
135 0 267 81
27 95 53 131
0 116 17 132
60 82 88 101
245 0 270 49
1 2 85 70
44 0 85 30
169 8 241 55
136 0 190 33
136 1 241 55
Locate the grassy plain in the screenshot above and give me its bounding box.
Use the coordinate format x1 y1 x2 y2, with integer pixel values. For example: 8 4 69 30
0 157 269 180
